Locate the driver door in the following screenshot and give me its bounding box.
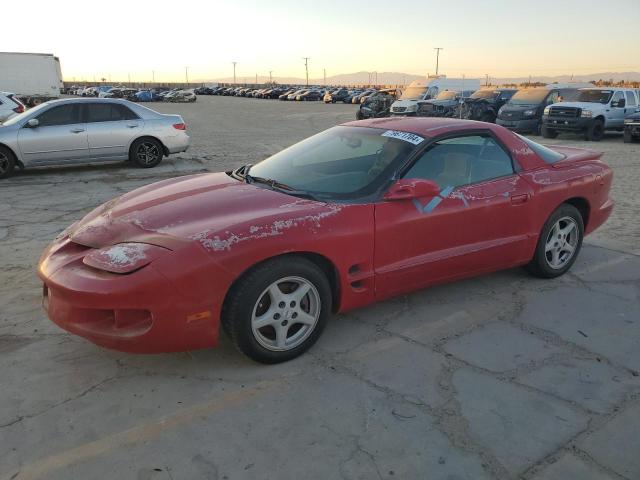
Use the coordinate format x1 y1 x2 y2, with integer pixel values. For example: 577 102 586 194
17 104 89 164
374 133 535 299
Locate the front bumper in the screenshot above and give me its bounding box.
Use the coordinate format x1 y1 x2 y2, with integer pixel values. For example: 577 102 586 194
38 237 228 353
496 117 539 132
542 115 592 131
625 123 640 137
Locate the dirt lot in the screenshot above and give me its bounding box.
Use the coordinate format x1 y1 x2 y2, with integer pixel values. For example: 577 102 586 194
1 96 639 480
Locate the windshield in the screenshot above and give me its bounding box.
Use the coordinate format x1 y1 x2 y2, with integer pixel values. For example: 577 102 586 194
435 91 457 100
247 126 422 198
400 86 428 100
470 90 497 99
576 89 613 104
508 89 549 105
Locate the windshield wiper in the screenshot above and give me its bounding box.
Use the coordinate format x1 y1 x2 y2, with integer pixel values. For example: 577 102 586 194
244 170 318 201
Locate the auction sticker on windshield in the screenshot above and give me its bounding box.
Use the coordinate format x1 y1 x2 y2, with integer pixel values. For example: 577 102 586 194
381 130 425 145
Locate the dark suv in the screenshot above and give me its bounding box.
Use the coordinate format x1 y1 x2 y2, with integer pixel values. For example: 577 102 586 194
497 87 579 134
462 89 517 123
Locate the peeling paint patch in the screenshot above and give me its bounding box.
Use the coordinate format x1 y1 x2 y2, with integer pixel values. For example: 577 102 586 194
101 244 148 266
191 204 343 252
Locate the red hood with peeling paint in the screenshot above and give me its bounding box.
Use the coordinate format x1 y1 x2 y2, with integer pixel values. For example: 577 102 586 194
69 172 335 249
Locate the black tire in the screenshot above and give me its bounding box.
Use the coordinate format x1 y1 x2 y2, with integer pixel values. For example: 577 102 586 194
533 121 542 136
356 110 364 120
585 119 604 141
623 130 633 143
541 126 558 139
526 204 584 279
222 256 332 364
129 137 163 168
0 146 16 179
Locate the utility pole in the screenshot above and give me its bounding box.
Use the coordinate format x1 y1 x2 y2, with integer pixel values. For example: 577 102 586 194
255 73 258 84
152 70 155 82
269 70 273 83
485 73 489 86
128 72 131 85
185 66 189 85
302 57 310 86
375 71 378 85
434 47 444 76
323 68 326 85
232 61 237 84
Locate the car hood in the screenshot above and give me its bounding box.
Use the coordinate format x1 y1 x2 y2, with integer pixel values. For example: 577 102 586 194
501 104 539 111
68 172 341 250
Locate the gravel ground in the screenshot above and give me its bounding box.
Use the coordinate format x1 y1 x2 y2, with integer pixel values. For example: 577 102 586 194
1 96 639 480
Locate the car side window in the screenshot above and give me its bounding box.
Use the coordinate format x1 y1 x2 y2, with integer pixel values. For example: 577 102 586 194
36 104 82 127
611 91 624 106
403 135 514 189
86 103 138 122
625 91 637 107
547 92 559 104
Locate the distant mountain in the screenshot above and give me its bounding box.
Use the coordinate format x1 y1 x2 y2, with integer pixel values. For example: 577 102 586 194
196 71 640 86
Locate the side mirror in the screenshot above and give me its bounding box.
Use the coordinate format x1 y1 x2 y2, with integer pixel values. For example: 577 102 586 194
384 178 441 201
26 118 39 128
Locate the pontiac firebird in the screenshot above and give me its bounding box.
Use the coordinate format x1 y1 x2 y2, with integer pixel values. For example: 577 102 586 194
38 118 613 363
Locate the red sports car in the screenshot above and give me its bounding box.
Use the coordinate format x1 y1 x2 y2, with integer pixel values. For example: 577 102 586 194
38 118 613 363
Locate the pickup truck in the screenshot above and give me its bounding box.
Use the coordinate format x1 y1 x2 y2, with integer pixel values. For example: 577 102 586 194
541 88 640 141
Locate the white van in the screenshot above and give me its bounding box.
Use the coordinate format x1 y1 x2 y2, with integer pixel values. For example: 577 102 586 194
391 77 481 115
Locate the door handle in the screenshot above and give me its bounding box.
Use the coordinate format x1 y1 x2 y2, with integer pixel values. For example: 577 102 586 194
70 128 85 133
126 124 139 128
510 194 529 205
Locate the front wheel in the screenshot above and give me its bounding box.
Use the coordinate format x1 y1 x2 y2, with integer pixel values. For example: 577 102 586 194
526 204 584 278
623 130 634 143
541 126 558 138
130 138 164 168
222 257 332 363
0 146 16 179
585 119 604 141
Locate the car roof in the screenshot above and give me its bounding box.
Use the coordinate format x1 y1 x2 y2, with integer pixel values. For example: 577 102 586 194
342 117 502 138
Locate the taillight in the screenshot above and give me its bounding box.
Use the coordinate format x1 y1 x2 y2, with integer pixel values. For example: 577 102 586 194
173 123 186 130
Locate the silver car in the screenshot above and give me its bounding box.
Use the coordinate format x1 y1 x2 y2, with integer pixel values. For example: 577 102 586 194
0 98 190 178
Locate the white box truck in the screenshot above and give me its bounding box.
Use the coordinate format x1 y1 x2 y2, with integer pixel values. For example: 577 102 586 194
0 52 63 106
391 76 481 115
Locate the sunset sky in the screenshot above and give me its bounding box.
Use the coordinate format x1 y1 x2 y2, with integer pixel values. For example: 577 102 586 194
4 0 639 82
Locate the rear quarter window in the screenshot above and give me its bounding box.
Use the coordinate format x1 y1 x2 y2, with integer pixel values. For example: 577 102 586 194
517 135 565 164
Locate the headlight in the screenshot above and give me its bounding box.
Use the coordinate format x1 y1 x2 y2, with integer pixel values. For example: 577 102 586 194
406 104 417 112
543 107 550 115
581 110 593 118
523 109 536 116
83 242 170 274
624 118 638 124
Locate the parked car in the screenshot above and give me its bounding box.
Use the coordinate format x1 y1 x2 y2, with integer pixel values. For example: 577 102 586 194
416 90 473 117
391 78 481 115
166 89 197 103
0 91 26 123
624 111 640 143
0 98 189 178
497 87 580 134
296 90 323 101
542 88 640 141
324 88 349 103
37 117 613 363
461 88 517 123
356 88 398 119
278 89 296 100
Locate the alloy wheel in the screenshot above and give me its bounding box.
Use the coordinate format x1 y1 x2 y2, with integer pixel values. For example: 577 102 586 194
136 142 160 165
251 276 321 351
545 216 579 269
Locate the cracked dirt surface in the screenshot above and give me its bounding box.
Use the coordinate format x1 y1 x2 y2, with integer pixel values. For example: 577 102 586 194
1 96 639 479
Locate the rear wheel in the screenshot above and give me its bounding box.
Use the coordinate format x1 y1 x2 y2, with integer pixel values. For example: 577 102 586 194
585 119 604 141
222 256 331 363
130 138 163 168
526 204 583 278
0 146 16 179
541 126 559 138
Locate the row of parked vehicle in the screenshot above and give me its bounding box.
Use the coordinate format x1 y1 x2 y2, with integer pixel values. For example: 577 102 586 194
194 85 386 104
67 85 197 103
355 77 640 142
